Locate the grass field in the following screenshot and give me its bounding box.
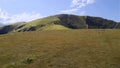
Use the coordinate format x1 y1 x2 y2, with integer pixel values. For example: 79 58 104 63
0 30 120 68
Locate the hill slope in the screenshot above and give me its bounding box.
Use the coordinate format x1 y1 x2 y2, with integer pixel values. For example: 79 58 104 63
0 30 120 68
0 14 119 34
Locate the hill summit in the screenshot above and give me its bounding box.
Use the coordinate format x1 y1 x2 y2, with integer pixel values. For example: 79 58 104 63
0 14 120 34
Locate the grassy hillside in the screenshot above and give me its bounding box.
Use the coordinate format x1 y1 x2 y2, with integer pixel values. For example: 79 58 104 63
115 23 120 29
0 14 119 34
0 30 120 68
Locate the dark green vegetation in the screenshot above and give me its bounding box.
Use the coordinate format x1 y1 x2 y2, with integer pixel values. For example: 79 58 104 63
0 30 120 68
0 14 120 34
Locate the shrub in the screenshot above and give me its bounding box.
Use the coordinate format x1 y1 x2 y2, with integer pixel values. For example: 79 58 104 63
22 57 34 64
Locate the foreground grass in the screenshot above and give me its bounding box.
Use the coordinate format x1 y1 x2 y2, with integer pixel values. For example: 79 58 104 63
0 30 120 68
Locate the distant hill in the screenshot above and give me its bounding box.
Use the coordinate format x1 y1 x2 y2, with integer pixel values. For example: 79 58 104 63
0 14 119 34
0 23 5 27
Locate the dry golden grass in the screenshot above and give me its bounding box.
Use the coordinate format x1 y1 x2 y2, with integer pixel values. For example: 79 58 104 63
0 29 120 68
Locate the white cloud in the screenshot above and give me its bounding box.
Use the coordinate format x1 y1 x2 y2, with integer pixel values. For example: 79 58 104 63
0 8 43 25
61 0 95 13
79 11 86 15
71 0 94 8
61 8 79 13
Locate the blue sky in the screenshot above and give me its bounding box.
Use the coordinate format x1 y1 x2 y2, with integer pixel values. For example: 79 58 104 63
0 0 119 25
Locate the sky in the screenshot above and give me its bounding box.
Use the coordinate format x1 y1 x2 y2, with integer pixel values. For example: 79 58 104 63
0 0 120 25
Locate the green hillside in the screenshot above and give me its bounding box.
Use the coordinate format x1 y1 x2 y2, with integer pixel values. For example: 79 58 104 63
115 23 120 29
0 30 120 68
0 14 119 34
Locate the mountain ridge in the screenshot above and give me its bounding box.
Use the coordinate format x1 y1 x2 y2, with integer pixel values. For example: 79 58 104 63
0 14 120 34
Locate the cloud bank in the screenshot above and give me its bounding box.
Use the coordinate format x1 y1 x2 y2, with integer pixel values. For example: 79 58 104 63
61 0 95 13
0 8 43 25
